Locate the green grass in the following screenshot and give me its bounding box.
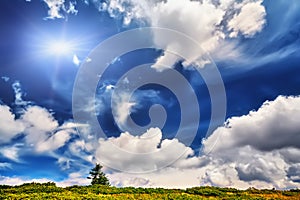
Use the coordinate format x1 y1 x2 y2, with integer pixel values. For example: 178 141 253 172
0 182 299 199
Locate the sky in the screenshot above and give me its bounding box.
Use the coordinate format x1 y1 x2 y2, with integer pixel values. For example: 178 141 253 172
0 0 300 189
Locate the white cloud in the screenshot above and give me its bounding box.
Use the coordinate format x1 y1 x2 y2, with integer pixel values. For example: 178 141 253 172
0 81 93 185
96 0 152 25
95 127 201 173
0 145 20 162
227 1 266 38
0 85 85 162
109 168 203 188
5 105 81 155
150 0 225 70
72 54 80 66
43 0 78 19
59 121 88 130
0 176 52 186
66 1 78 15
0 163 11 169
199 95 300 189
203 95 300 153
0 174 89 187
0 105 25 144
84 0 267 71
150 0 267 70
2 91 300 189
21 106 60 150
110 88 166 134
95 95 300 189
22 106 59 133
38 0 268 68
111 91 136 127
82 96 105 116
56 172 90 187
35 129 75 153
0 104 80 162
7 1 300 189
1 76 9 82
38 0 268 64
12 81 28 106
67 139 94 163
43 0 65 19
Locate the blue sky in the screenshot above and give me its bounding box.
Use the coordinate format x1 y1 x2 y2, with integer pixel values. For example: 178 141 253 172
0 0 300 189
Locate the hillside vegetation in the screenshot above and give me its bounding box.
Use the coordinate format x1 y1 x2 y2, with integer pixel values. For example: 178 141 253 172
1 182 300 199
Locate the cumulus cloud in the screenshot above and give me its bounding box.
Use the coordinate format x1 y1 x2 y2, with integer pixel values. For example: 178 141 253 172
203 95 300 153
0 105 25 144
19 106 74 154
21 107 80 154
94 95 300 189
95 127 201 172
200 95 300 189
2 89 300 189
150 0 225 70
82 0 266 70
10 0 300 189
227 1 266 38
0 105 79 159
151 0 266 70
22 106 58 133
0 82 86 170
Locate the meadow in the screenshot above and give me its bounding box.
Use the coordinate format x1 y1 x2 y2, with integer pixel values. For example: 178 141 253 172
1 182 300 199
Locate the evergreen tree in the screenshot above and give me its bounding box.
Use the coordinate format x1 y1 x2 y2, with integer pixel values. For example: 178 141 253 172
87 163 110 186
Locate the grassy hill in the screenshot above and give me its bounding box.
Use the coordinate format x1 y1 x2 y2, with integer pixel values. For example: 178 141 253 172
1 182 300 199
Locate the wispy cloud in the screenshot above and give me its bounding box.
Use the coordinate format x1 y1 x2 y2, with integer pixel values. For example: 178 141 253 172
112 91 137 127
0 145 21 162
1 76 9 82
12 81 28 106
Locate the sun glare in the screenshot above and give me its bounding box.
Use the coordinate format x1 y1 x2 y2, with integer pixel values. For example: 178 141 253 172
47 40 72 55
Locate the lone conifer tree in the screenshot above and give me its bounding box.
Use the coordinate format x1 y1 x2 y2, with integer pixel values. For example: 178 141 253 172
87 163 110 186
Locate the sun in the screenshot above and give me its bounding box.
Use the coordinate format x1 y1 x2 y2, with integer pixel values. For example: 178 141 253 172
32 34 88 62
47 40 73 56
